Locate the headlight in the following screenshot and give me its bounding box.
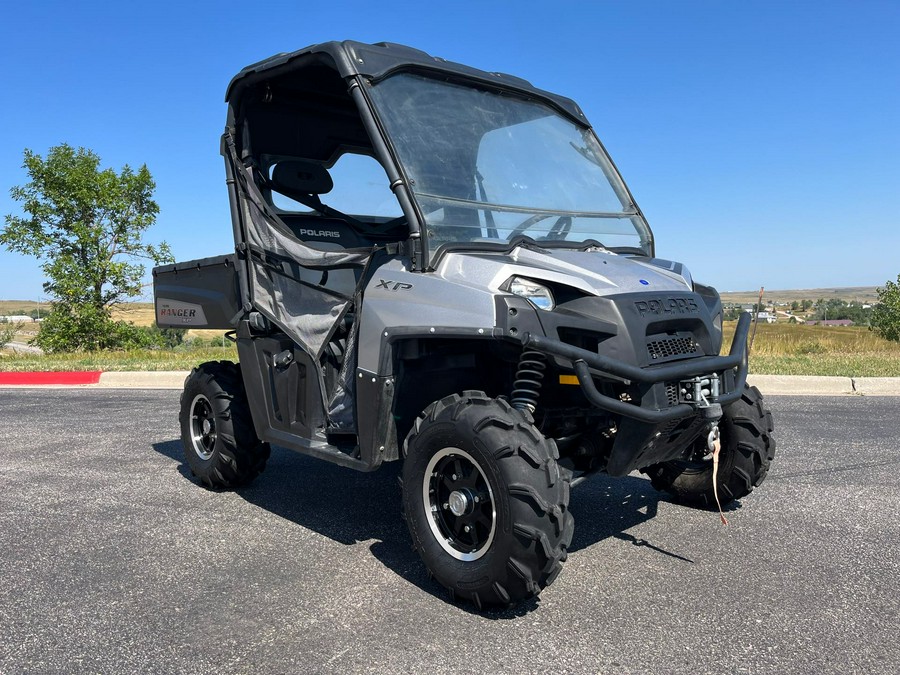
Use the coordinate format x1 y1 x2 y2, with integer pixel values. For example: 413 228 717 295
509 277 555 311
712 311 723 351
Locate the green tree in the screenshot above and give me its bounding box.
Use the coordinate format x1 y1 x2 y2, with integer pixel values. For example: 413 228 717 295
0 321 22 349
813 298 827 319
808 299 872 324
1 144 172 351
870 274 900 342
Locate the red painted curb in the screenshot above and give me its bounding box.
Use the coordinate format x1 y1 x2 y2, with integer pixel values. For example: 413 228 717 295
0 371 102 385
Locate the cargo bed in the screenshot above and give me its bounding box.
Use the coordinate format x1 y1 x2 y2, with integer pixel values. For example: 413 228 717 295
153 254 241 329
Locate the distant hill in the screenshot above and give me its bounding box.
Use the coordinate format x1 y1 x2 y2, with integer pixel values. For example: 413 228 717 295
719 286 879 304
0 300 155 324
0 300 46 316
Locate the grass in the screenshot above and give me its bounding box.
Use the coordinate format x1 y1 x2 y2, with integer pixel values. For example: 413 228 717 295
1 309 237 371
722 322 900 377
0 344 238 372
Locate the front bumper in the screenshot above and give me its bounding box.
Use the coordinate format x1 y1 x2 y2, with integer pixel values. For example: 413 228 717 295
520 311 751 424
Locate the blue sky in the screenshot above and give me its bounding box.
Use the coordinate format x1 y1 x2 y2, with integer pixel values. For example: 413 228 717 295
1 0 898 300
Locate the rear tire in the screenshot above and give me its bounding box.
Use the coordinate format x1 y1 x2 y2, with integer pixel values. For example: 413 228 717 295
179 361 270 488
402 392 573 608
646 385 776 506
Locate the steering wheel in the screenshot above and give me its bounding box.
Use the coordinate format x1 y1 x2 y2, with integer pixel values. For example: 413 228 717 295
546 216 572 240
509 213 570 240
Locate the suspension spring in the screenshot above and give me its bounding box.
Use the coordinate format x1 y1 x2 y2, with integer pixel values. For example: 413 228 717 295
511 349 547 414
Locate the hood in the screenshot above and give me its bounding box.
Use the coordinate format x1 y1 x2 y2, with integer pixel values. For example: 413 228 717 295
437 245 692 298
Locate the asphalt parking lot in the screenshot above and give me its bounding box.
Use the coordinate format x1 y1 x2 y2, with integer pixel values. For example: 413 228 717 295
1 390 897 674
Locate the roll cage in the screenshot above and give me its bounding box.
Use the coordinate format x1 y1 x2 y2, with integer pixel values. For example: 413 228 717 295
223 40 654 274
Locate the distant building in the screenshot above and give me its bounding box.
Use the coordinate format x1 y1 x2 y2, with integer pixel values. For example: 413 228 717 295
755 311 777 324
0 315 34 323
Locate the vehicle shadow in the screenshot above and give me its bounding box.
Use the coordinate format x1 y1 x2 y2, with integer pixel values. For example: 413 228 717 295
152 439 195 481
150 441 719 617
567 474 702 563
152 440 406 546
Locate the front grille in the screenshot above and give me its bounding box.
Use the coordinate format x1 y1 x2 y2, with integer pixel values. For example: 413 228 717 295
647 335 699 361
557 327 606 353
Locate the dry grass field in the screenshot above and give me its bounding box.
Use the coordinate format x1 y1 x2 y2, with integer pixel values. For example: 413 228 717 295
0 299 48 317
1 300 160 321
109 302 156 324
109 302 226 341
722 321 900 377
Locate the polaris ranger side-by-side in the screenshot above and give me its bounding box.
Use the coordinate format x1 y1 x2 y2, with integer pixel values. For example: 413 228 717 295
154 41 775 608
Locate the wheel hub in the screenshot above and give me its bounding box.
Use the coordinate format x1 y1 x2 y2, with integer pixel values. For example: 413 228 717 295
423 447 496 562
448 489 474 517
189 394 216 461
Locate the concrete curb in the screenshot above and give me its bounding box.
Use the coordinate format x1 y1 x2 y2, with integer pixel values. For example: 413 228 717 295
95 371 189 388
0 371 189 389
747 374 853 396
852 377 900 396
2 371 900 395
748 375 900 396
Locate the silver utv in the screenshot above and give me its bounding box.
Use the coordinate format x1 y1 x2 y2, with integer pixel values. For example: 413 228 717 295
153 41 775 608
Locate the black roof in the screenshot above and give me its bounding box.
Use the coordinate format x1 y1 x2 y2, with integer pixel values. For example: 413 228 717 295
225 40 587 124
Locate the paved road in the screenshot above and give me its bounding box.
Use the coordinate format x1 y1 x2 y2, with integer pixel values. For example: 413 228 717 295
2 341 43 354
0 391 897 674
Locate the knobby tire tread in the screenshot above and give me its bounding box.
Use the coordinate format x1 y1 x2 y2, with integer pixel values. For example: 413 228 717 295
646 385 776 506
180 360 270 489
401 391 574 608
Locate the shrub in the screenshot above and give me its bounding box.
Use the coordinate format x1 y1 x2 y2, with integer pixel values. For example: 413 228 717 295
0 322 23 348
797 341 826 355
871 274 900 343
34 308 186 352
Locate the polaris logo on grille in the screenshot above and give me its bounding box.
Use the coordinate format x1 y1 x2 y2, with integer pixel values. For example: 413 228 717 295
297 228 341 238
634 297 699 317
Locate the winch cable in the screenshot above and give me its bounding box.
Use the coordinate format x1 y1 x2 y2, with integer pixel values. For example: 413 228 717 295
709 426 728 526
714 285 763 525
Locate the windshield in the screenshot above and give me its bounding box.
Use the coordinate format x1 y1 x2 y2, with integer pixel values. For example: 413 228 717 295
369 73 653 258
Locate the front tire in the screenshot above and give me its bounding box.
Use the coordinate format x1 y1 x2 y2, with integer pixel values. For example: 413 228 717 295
179 361 270 489
402 392 573 608
646 384 776 506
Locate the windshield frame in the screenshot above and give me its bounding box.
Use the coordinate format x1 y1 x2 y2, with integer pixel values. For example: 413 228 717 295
365 70 655 268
